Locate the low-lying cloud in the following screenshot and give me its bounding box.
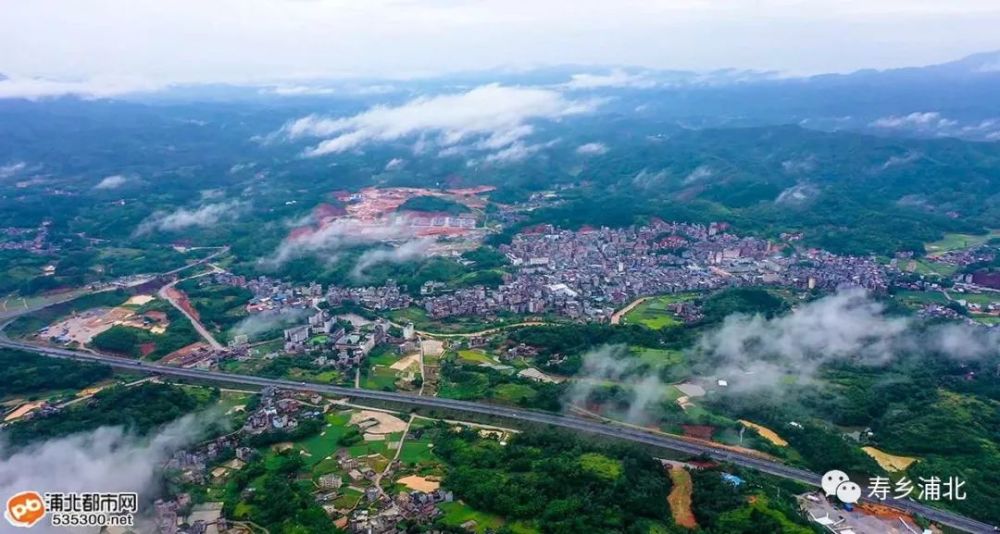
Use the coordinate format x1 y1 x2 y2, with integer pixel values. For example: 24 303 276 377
135 200 246 236
0 161 28 179
384 158 405 171
781 156 817 174
232 308 310 340
878 151 922 171
870 111 1000 141
95 174 130 190
775 182 820 205
0 76 161 100
0 412 220 534
562 69 656 90
274 84 598 158
264 216 415 268
683 165 714 184
697 288 1000 392
632 168 669 189
351 238 434 279
576 142 608 156
565 345 667 424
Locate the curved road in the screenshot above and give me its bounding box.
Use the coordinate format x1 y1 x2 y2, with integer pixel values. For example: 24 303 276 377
0 338 994 533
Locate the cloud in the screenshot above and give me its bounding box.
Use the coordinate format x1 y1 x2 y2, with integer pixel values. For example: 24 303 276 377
479 141 552 165
94 174 130 190
683 165 713 184
564 345 667 424
632 168 669 189
562 69 657 90
384 158 405 171
697 288 1000 392
0 161 28 179
265 85 336 96
229 162 256 174
0 412 221 534
869 112 1000 141
0 76 161 100
879 151 922 171
135 200 246 235
576 142 608 156
264 216 415 267
232 308 310 340
870 111 956 129
781 156 817 174
274 84 598 157
351 238 434 279
775 182 820 205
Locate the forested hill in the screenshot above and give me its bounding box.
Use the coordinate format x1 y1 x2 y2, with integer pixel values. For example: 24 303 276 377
495 125 999 256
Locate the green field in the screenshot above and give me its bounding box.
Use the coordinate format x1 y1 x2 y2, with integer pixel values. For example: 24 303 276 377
623 293 698 330
438 502 505 533
909 259 959 277
925 231 1000 255
368 346 401 366
953 292 1000 306
457 349 495 364
297 411 353 467
361 365 399 391
892 290 949 308
491 383 537 404
348 432 402 458
387 306 536 334
971 314 1000 325
332 487 363 509
397 433 437 465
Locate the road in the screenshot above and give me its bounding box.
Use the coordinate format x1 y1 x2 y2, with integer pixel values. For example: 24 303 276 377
157 267 225 349
610 296 651 325
409 321 550 338
0 337 994 533
0 246 229 323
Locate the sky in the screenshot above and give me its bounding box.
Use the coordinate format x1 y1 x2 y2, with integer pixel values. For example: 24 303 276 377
1 0 999 85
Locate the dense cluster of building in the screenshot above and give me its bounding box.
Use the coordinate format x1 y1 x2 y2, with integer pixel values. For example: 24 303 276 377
348 488 455 533
243 386 324 435
422 221 889 321
0 222 55 254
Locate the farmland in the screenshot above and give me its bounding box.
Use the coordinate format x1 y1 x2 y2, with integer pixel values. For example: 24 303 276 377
622 293 698 330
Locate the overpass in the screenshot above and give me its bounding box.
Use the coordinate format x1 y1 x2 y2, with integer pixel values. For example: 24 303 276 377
0 337 995 533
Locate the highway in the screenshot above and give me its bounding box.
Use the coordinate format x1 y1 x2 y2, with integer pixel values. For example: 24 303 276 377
0 338 995 533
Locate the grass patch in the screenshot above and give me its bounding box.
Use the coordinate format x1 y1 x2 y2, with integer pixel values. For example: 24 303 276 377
491 383 537 404
971 314 1000 325
348 432 402 458
578 452 623 481
623 293 698 330
332 487 363 509
297 411 353 467
398 436 437 465
893 290 949 308
439 501 505 533
909 259 958 277
457 349 495 364
387 306 536 334
361 366 399 391
925 231 1000 255
953 292 1000 306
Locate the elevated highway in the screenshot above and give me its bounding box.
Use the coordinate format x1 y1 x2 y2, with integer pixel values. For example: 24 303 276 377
0 337 994 533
